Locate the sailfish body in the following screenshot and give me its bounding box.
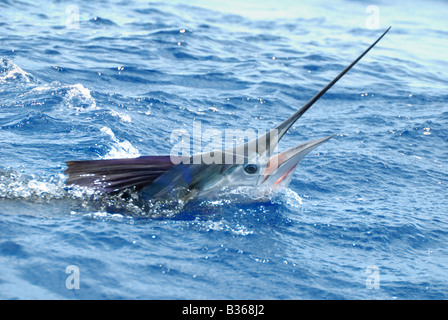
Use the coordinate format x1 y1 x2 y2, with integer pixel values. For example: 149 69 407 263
65 28 390 202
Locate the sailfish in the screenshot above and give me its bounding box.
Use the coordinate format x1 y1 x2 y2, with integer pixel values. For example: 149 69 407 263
65 27 390 203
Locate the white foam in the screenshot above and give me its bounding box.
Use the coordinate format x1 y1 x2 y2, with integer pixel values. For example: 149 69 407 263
100 127 140 159
270 188 303 208
26 83 56 94
19 82 98 114
199 219 254 236
0 62 32 83
110 110 132 123
0 171 66 200
64 83 97 111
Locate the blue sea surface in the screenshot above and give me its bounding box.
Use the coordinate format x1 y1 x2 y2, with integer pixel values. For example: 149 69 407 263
1 0 447 299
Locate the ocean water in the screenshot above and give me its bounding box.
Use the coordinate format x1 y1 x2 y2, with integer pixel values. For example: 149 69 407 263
1 0 447 300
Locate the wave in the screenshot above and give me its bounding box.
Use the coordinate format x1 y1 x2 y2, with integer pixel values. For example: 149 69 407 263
22 82 97 113
100 127 140 159
0 58 33 83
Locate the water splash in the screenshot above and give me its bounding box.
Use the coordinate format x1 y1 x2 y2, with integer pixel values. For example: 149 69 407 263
270 188 303 209
64 83 97 112
19 81 97 115
0 169 66 200
0 58 33 83
100 127 141 159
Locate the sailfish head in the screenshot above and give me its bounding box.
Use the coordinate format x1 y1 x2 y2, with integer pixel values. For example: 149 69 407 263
65 27 390 203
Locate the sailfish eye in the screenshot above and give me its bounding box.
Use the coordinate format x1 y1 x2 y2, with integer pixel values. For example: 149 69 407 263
244 164 259 174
